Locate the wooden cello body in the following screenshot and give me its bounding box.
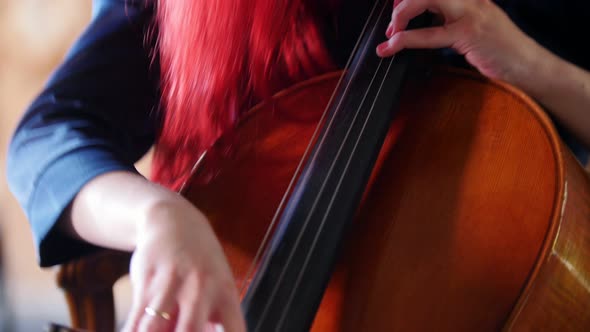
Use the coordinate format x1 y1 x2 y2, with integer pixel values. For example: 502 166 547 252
179 67 590 331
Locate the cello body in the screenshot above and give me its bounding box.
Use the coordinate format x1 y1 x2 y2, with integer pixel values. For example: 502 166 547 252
180 67 590 331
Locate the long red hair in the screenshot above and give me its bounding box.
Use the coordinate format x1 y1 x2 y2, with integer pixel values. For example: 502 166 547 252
151 0 338 189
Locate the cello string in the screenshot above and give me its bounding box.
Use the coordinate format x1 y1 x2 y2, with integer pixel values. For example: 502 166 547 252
239 0 387 298
253 1 393 329
276 53 397 330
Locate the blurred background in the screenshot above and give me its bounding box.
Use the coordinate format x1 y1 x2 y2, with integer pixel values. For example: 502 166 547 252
0 1 134 330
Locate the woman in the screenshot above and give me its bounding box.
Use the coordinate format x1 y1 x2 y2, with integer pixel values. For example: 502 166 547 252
7 0 590 331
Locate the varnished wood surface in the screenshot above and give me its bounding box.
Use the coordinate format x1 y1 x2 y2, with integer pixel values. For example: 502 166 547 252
505 145 590 330
183 68 590 331
338 70 561 331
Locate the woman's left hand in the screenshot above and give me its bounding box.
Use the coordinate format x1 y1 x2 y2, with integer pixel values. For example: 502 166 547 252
376 0 542 86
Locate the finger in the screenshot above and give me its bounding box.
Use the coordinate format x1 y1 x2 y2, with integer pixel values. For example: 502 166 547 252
138 270 180 332
376 24 458 57
175 297 208 332
391 0 404 33
123 268 153 332
174 273 210 332
122 287 149 332
385 0 403 38
387 0 405 38
123 253 156 332
386 21 394 38
138 294 179 332
210 286 246 332
391 0 436 34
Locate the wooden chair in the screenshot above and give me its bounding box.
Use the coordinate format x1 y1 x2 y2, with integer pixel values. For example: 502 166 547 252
56 250 131 332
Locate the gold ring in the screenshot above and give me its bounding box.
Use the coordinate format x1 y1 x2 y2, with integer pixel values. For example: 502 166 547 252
144 306 172 321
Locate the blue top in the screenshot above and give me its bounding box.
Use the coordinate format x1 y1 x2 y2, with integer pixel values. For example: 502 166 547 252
6 0 590 267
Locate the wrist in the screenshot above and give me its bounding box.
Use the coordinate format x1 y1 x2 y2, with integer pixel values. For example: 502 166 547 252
137 190 181 232
136 188 205 244
505 37 560 100
501 34 541 87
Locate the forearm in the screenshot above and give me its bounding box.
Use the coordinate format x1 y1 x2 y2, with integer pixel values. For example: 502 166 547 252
60 171 186 252
59 172 245 332
514 45 590 147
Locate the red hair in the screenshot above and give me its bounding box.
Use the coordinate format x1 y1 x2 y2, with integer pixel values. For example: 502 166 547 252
151 0 338 189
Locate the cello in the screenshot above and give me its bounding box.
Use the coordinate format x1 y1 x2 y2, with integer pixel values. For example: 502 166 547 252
179 0 590 329
54 0 590 330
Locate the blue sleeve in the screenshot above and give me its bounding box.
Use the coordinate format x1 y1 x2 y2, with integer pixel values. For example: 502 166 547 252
6 0 159 267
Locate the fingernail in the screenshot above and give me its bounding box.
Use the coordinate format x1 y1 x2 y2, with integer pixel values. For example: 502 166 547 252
386 24 393 38
376 43 387 55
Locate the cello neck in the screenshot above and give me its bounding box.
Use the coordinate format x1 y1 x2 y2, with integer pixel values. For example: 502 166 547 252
241 1 430 331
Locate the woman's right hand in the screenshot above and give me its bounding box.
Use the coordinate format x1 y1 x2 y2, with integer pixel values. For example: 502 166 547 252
120 195 246 332
62 171 245 332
